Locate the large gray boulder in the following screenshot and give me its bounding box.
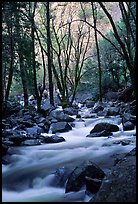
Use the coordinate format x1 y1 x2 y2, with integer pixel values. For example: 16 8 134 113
90 122 119 133
49 122 72 134
26 126 45 135
49 109 75 122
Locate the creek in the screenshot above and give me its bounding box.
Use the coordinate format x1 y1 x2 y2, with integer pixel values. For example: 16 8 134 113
2 106 136 202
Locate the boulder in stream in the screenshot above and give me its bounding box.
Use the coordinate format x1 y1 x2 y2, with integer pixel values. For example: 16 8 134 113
49 109 75 122
49 122 72 134
90 122 119 133
86 130 113 138
123 121 135 131
65 160 105 193
43 135 65 143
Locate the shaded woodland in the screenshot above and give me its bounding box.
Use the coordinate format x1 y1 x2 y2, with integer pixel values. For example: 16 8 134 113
2 2 136 111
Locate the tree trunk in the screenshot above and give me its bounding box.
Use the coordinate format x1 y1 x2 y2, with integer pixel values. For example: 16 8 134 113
5 26 14 101
91 3 102 102
99 2 136 97
46 2 54 106
19 54 28 107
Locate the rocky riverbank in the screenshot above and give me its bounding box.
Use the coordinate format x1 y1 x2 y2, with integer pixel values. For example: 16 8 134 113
2 94 136 202
91 147 136 202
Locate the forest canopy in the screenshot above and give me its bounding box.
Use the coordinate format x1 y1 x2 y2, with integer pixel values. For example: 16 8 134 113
2 2 136 110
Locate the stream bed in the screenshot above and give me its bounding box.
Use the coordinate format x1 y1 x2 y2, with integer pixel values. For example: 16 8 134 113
2 106 136 202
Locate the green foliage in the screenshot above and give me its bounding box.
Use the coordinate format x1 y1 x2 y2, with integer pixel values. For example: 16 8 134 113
10 78 23 96
78 6 92 19
96 9 109 23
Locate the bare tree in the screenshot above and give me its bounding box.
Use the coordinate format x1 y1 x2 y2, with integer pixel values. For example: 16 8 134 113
45 2 54 106
99 2 136 96
91 2 102 101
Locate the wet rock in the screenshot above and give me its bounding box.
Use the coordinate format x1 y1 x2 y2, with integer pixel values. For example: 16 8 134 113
76 114 81 118
49 109 75 122
2 158 9 165
104 91 118 101
85 176 102 193
85 100 95 108
22 114 33 121
63 107 78 115
2 100 21 117
90 122 119 133
123 121 135 131
49 122 72 134
40 101 55 116
21 139 42 146
122 113 136 125
65 160 105 193
91 148 136 202
26 126 44 135
86 130 113 137
43 135 65 143
105 107 120 116
2 119 11 129
97 110 108 117
8 136 27 146
2 144 9 157
121 140 131 146
38 123 49 133
118 85 133 102
92 104 104 113
54 167 72 187
2 139 14 146
22 120 34 127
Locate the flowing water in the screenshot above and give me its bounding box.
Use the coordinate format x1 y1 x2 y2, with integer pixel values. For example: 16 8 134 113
2 107 136 202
